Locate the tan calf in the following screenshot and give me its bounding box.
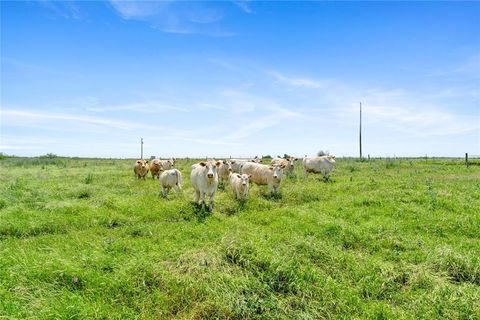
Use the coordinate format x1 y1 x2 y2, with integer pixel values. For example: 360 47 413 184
134 160 149 180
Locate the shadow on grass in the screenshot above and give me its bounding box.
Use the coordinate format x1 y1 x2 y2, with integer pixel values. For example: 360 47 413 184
224 200 248 216
190 202 212 223
261 192 283 201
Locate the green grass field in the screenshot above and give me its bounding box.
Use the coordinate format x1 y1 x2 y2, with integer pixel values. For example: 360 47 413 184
0 157 479 319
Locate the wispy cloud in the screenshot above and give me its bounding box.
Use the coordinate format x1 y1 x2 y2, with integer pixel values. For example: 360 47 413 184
213 89 307 140
37 0 85 20
109 0 234 36
1 108 159 130
86 102 188 113
266 68 479 139
233 0 253 14
269 71 328 89
335 89 479 137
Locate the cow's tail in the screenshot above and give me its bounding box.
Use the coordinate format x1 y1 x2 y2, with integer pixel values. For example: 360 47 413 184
175 169 182 187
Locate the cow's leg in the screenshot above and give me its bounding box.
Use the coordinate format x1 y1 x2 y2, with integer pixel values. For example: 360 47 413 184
208 193 215 211
201 192 206 209
194 190 200 204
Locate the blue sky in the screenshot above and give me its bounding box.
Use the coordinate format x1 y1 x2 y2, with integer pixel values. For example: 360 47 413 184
1 1 479 158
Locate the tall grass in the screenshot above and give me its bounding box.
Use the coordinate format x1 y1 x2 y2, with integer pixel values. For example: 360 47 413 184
0 157 479 318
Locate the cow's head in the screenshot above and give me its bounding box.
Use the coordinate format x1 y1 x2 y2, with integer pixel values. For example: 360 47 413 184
136 160 148 168
287 157 297 169
269 165 283 180
223 160 233 172
199 161 220 179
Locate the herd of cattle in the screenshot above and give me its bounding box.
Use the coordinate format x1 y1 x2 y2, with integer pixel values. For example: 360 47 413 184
133 156 336 210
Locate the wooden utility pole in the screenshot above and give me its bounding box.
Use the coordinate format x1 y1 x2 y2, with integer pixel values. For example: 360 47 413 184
359 102 363 159
141 138 144 160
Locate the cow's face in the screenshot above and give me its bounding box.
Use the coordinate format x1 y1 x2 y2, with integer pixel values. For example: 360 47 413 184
137 160 147 168
269 165 283 180
223 160 233 172
287 158 297 169
241 174 250 186
199 161 220 178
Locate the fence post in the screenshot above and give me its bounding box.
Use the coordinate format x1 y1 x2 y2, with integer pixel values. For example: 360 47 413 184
465 153 469 167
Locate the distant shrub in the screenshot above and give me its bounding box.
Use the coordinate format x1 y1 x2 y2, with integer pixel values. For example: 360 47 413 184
262 155 272 160
0 152 8 160
40 153 58 159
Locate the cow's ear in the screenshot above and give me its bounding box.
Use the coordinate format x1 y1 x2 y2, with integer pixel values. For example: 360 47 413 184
223 160 227 164
216 161 222 167
236 174 241 178
199 162 206 167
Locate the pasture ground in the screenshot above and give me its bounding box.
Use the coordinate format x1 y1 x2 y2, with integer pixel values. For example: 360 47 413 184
0 157 479 319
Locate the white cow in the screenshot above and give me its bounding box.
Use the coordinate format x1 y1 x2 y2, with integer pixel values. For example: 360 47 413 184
241 162 285 194
217 160 233 184
159 169 182 197
190 160 221 210
229 173 251 201
230 158 262 173
303 155 336 181
271 157 298 175
159 158 175 170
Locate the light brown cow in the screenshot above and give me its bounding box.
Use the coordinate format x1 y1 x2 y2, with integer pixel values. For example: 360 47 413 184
134 160 149 180
217 160 233 184
150 159 162 179
150 158 176 179
241 162 285 194
230 158 262 173
271 157 298 175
